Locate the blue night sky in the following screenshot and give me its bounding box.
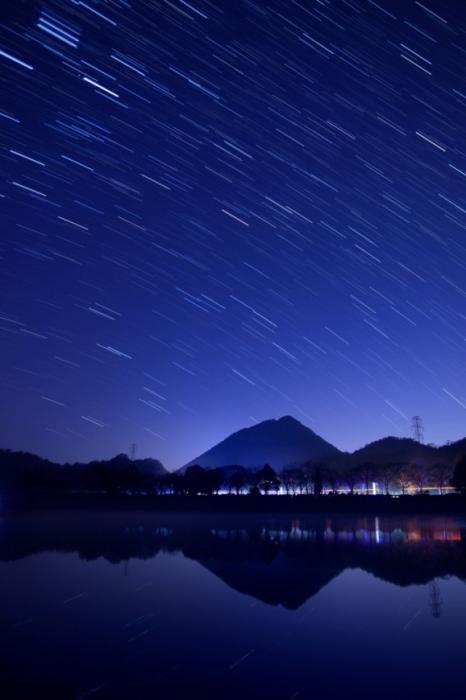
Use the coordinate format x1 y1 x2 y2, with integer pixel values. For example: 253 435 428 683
1 0 466 469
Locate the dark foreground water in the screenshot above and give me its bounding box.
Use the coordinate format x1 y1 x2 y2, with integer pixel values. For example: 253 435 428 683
1 511 466 700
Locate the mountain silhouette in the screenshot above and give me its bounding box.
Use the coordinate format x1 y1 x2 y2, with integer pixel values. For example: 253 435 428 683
331 436 466 470
0 448 167 491
3 421 466 477
182 418 466 473
182 415 341 471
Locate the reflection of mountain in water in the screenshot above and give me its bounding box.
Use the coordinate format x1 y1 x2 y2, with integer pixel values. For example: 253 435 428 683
1 512 465 609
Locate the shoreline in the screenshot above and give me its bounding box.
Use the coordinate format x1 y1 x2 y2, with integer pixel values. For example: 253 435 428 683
5 492 466 515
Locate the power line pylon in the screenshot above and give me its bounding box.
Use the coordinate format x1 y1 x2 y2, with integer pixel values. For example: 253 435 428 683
412 416 424 444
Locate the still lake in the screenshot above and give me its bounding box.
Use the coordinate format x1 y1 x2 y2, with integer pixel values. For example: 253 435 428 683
1 509 466 700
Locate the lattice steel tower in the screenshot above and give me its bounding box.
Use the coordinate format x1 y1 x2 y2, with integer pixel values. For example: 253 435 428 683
411 416 424 444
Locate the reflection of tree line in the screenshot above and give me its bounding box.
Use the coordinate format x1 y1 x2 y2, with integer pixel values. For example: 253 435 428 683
1 513 466 609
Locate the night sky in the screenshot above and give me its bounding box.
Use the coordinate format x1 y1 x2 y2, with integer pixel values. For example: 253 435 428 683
1 0 466 469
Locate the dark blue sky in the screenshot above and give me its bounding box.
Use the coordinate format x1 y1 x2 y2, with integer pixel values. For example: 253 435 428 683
1 0 466 468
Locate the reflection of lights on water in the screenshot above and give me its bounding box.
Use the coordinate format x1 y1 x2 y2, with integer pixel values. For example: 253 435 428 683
433 528 461 541
391 528 405 544
209 521 463 544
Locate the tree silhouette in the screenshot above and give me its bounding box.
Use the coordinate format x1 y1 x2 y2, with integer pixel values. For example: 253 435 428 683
451 456 466 494
396 464 412 495
183 465 225 495
280 466 295 495
313 466 323 496
228 471 243 494
408 463 428 494
431 463 453 494
377 464 399 496
359 463 375 495
342 467 359 495
325 467 339 495
257 464 280 495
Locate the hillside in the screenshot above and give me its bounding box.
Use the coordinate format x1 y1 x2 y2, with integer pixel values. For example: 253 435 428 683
0 449 167 489
331 436 466 471
182 415 341 472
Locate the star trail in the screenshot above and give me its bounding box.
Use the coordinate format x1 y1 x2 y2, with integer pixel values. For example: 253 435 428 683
1 0 466 468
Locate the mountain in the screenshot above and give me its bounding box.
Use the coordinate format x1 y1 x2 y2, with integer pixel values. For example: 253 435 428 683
182 417 466 474
182 415 341 472
0 449 168 490
332 437 434 470
133 457 167 478
102 453 167 478
331 436 466 471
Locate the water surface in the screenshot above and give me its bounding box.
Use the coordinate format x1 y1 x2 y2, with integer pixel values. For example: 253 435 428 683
1 510 466 699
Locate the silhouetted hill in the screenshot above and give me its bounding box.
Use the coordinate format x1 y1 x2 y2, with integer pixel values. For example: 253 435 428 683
0 448 167 492
101 453 167 478
182 417 466 473
437 437 466 464
332 436 466 470
182 416 341 471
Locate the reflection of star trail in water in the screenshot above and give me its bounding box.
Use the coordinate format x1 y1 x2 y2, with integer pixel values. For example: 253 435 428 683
2 1 466 467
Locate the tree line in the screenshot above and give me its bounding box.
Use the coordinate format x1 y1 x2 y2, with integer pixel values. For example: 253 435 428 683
0 451 160 495
158 459 465 496
2 448 466 497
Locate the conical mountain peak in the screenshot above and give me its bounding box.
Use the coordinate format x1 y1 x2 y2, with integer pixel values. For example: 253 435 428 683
182 415 340 471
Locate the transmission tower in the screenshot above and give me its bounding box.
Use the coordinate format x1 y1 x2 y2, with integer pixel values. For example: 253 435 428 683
412 416 424 444
131 442 137 461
